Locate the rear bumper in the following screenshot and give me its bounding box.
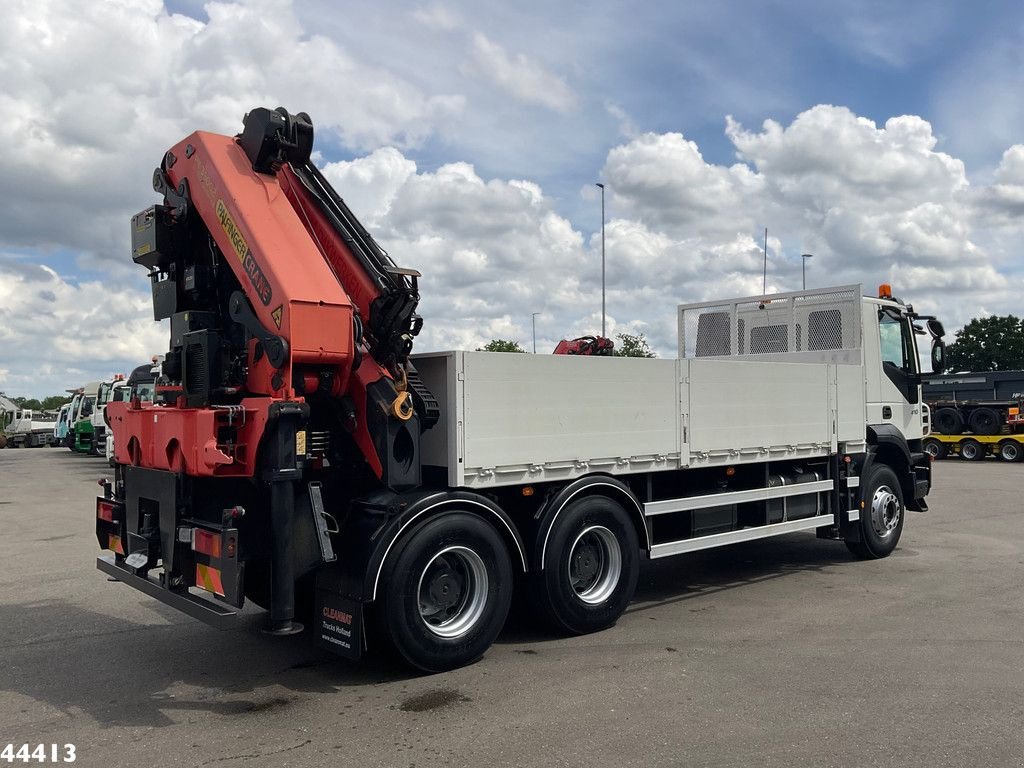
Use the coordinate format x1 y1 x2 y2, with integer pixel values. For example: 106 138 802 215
97 553 237 628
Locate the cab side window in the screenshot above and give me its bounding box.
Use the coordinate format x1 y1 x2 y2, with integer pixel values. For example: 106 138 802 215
878 310 919 374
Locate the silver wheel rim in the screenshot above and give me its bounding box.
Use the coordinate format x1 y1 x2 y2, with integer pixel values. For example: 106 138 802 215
567 525 622 605
962 443 978 459
924 442 939 458
417 545 488 639
870 485 901 539
1001 443 1019 461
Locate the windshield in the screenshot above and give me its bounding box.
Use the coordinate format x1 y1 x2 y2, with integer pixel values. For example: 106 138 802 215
98 382 112 404
134 383 155 402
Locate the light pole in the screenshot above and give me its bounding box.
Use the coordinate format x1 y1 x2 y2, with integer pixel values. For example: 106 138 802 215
531 312 541 353
801 253 813 290
596 182 606 337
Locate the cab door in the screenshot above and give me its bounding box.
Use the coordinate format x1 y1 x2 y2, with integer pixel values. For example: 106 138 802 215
867 306 923 439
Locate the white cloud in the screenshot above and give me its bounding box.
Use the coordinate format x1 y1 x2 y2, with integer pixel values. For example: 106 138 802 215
465 33 577 113
0 0 463 264
0 256 166 396
321 148 419 227
3 4 1024 401
412 4 462 32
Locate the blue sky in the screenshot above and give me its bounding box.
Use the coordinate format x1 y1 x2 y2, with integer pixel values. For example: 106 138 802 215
1 0 1023 397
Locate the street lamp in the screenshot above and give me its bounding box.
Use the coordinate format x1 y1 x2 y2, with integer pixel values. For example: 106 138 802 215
801 253 813 290
596 182 606 337
531 312 541 353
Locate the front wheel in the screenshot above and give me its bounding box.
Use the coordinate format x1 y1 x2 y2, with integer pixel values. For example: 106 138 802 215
846 464 905 559
532 496 640 635
374 512 513 673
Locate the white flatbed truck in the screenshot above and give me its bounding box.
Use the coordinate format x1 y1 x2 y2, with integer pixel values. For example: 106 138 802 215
413 283 938 564
100 282 942 671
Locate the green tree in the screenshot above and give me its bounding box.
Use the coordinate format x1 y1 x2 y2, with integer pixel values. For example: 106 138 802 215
477 339 527 353
613 332 656 358
945 315 1024 372
8 395 69 411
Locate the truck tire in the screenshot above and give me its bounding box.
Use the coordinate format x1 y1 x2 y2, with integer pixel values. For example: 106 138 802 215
923 438 947 460
968 407 1001 436
959 439 984 461
846 464 904 559
532 496 640 635
374 512 513 673
998 440 1023 462
0 434 6 449
933 408 963 435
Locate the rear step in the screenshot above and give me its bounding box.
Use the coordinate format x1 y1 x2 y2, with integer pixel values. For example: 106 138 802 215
97 553 237 628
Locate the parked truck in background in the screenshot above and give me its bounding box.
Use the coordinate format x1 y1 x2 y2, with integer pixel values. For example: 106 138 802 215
4 408 58 448
52 402 72 447
105 362 158 465
0 393 17 449
922 369 1024 461
87 375 128 457
96 107 945 672
58 391 83 448
70 382 100 453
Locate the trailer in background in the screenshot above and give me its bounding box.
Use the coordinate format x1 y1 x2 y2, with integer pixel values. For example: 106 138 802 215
924 433 1024 462
924 370 1024 436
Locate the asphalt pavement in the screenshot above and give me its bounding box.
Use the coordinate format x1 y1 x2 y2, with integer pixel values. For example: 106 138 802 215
1 448 1022 767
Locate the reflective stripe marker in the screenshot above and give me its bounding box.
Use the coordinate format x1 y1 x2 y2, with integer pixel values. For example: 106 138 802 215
195 563 225 596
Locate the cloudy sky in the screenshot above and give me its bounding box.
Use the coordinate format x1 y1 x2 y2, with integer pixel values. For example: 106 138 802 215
1 0 1023 397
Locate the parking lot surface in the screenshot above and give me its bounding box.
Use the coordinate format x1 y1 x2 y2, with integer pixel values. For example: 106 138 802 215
1 448 1022 767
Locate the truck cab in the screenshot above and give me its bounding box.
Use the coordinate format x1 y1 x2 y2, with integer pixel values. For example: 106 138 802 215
53 403 72 445
105 363 157 465
71 382 100 453
90 376 127 457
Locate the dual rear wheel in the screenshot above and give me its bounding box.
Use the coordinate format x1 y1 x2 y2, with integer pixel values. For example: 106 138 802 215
375 497 641 672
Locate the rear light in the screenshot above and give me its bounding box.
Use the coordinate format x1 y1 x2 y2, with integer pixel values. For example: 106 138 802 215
193 528 222 559
97 499 116 522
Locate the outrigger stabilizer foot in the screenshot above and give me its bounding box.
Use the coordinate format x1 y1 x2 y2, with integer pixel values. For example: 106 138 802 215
262 619 304 636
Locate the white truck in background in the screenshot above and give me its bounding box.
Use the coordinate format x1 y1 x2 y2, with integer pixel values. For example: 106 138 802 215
89 375 129 456
4 408 58 448
105 362 158 465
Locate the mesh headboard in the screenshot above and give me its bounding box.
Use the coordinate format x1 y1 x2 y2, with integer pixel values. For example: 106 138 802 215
679 285 862 360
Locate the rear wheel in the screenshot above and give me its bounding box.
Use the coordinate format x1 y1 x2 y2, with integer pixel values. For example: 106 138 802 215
846 464 904 559
959 439 984 461
532 496 640 635
998 439 1023 462
933 408 963 435
968 407 1001 436
375 512 513 673
922 438 947 460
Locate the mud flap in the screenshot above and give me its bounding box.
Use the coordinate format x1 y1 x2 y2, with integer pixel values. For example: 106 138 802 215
315 590 363 660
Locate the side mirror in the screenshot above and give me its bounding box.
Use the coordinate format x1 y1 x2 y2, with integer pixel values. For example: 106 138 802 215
931 339 946 374
926 319 945 338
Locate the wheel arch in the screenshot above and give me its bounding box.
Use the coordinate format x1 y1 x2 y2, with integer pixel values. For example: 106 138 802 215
534 474 649 570
354 490 528 603
864 423 920 510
